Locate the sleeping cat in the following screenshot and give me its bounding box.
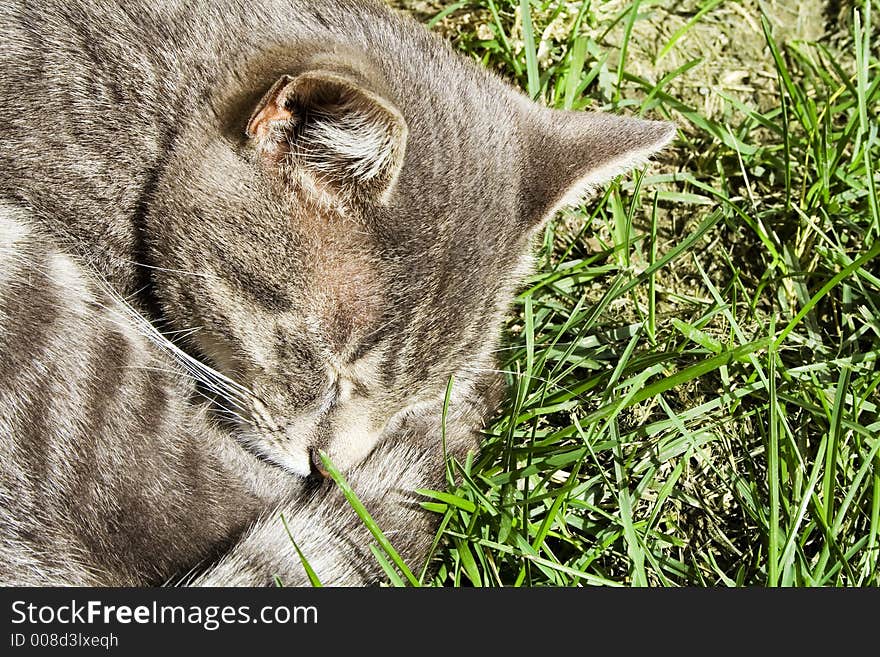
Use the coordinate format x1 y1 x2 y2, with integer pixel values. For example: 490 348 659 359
0 0 674 585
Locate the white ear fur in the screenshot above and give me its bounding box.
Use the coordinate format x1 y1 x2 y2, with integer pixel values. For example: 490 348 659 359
297 85 407 184
247 72 408 202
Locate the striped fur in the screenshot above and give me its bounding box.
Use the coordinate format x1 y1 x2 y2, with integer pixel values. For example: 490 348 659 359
0 206 495 585
0 0 671 585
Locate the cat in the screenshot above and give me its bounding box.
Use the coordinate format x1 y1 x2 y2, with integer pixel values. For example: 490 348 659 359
0 0 674 586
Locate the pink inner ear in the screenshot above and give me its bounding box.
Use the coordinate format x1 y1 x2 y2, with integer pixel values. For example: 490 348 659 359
246 77 295 142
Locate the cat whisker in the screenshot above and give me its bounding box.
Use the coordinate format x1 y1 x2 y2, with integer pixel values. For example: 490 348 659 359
126 259 213 279
93 278 259 412
488 341 587 354
122 364 192 377
125 365 251 423
250 397 281 433
159 326 204 340
362 314 397 339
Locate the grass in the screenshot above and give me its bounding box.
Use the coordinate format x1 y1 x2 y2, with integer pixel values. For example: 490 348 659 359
365 0 880 587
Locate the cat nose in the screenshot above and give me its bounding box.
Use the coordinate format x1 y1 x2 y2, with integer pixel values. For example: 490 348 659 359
310 448 330 479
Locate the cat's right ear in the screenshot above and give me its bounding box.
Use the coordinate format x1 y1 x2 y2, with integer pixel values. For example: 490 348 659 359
246 72 408 203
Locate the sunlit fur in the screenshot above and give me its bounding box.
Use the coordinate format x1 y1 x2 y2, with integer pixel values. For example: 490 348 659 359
0 0 673 585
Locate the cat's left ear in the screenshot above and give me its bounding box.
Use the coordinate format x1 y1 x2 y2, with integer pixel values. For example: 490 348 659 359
521 108 676 222
246 71 408 203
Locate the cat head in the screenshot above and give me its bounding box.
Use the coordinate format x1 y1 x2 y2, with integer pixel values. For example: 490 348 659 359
148 17 674 477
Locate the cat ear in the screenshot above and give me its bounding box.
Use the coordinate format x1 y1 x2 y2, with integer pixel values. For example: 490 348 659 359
522 110 676 222
246 71 408 202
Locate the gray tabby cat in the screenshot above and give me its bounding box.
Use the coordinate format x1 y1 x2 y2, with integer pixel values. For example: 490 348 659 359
0 0 673 585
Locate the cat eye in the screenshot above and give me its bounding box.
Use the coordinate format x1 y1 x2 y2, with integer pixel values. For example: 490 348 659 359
333 372 370 401
345 327 387 366
350 380 370 398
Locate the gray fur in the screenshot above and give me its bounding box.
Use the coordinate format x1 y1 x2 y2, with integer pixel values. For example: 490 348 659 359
0 0 673 585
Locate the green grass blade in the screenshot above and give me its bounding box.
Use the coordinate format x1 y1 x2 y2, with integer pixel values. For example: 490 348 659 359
280 513 323 587
767 327 780 587
657 0 723 62
320 453 421 587
774 240 880 349
519 0 540 99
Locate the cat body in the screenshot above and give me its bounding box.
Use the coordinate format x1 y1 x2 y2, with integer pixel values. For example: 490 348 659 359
1 203 496 585
0 0 673 585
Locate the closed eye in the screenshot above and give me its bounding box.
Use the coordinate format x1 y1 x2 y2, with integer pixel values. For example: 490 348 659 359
350 379 370 398
345 340 378 366
344 322 389 365
333 353 376 399
335 376 369 402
